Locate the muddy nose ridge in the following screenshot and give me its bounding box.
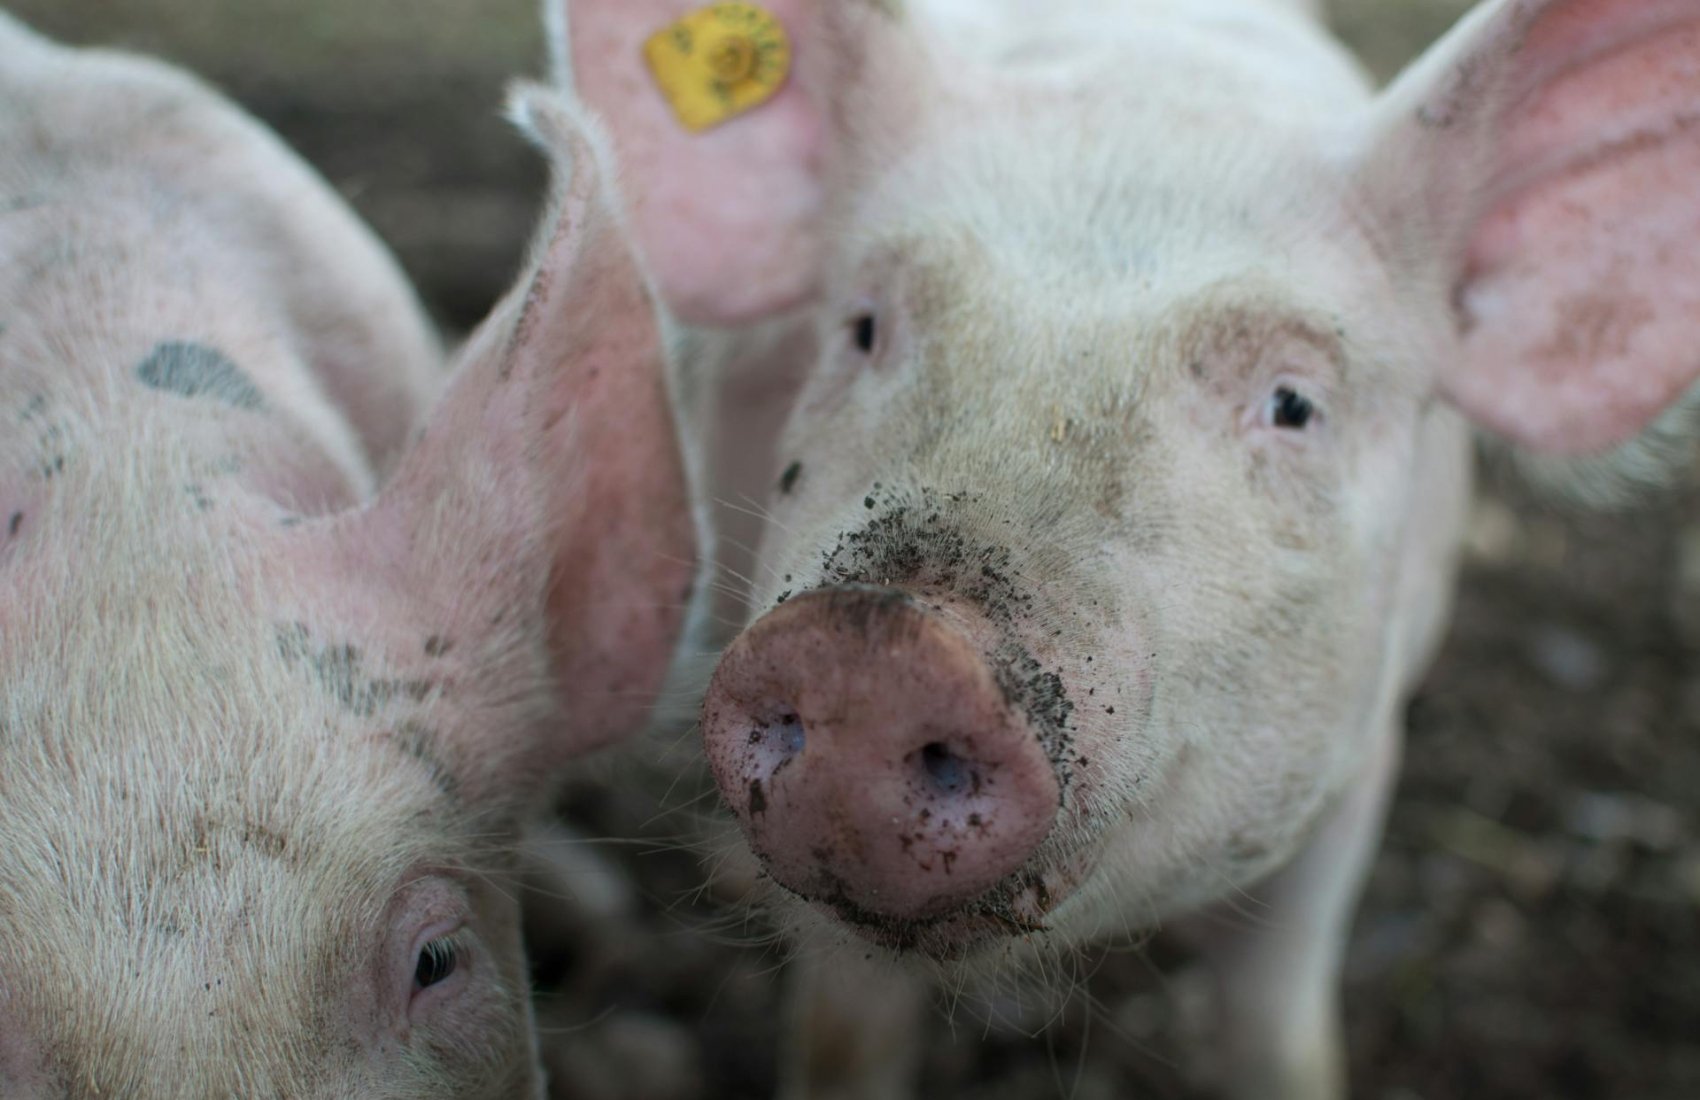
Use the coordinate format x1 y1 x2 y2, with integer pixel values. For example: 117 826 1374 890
701 585 1061 923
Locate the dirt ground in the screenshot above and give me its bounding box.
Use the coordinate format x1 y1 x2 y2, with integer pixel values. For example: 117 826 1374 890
15 2 1698 1097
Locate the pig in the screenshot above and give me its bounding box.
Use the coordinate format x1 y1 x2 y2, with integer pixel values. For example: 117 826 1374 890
0 14 697 1098
555 0 1700 1095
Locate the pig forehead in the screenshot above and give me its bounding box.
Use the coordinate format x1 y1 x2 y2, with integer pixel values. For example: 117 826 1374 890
843 132 1374 324
0 855 370 1087
0 558 468 970
843 43 1371 282
915 0 1369 103
860 180 1362 295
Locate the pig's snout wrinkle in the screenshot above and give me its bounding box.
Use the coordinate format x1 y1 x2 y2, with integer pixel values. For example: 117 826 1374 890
701 585 1061 929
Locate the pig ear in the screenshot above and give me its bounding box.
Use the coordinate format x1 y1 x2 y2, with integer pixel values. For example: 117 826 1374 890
548 0 916 326
350 88 700 763
1359 0 1700 455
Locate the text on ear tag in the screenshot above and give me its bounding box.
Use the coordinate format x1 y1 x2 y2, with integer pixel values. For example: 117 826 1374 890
644 3 792 133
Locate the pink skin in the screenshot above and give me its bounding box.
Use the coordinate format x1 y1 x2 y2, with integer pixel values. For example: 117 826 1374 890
567 0 1700 947
564 0 1700 1094
702 586 1062 934
0 17 696 1094
557 0 828 324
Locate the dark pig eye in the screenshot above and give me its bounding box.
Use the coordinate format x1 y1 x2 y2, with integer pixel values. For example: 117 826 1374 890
1270 386 1316 430
850 312 878 354
414 937 459 990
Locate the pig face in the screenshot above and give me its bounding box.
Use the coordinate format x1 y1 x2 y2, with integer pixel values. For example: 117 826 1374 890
0 500 542 1095
701 117 1432 957
564 0 1700 965
0 23 697 1093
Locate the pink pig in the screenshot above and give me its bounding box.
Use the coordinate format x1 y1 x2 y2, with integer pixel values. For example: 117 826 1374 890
0 14 696 1098
559 0 1700 1095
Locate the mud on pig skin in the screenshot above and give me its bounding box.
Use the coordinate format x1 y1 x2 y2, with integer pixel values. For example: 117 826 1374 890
559 0 1700 1096
0 15 698 1098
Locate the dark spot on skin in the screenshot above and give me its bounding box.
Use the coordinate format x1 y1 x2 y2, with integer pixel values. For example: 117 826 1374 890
774 590 791 604
274 622 438 718
278 515 303 528
749 778 767 815
183 483 213 512
274 621 312 661
779 461 802 494
864 496 876 509
239 820 289 859
423 635 452 658
136 340 265 411
392 720 458 798
6 512 19 538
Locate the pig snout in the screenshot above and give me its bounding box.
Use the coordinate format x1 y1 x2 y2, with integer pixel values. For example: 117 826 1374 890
701 585 1061 926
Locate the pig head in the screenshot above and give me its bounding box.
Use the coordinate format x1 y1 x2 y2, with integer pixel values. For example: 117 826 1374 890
566 0 1700 943
0 17 696 1098
562 0 1700 1093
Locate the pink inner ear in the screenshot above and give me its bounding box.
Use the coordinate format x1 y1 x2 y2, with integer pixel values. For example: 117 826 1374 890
570 0 828 325
1444 15 1700 454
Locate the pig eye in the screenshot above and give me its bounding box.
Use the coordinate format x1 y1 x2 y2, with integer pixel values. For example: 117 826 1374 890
413 936 459 990
1268 386 1317 430
849 312 878 355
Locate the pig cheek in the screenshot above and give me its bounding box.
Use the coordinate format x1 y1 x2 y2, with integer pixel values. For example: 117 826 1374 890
381 878 532 1076
440 879 536 1077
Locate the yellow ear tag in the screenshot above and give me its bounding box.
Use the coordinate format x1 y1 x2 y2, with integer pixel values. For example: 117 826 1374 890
643 3 792 133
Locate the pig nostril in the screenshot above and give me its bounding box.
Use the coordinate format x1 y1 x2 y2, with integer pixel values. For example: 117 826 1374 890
778 713 805 755
919 741 970 795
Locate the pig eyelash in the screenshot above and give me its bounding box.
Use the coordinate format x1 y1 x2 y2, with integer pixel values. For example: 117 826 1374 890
409 925 470 1004
414 936 460 990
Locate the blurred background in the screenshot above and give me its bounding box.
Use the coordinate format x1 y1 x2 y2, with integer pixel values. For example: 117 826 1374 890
12 1 1699 1096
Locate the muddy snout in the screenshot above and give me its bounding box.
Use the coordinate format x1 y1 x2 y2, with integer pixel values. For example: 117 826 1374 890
701 585 1061 925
